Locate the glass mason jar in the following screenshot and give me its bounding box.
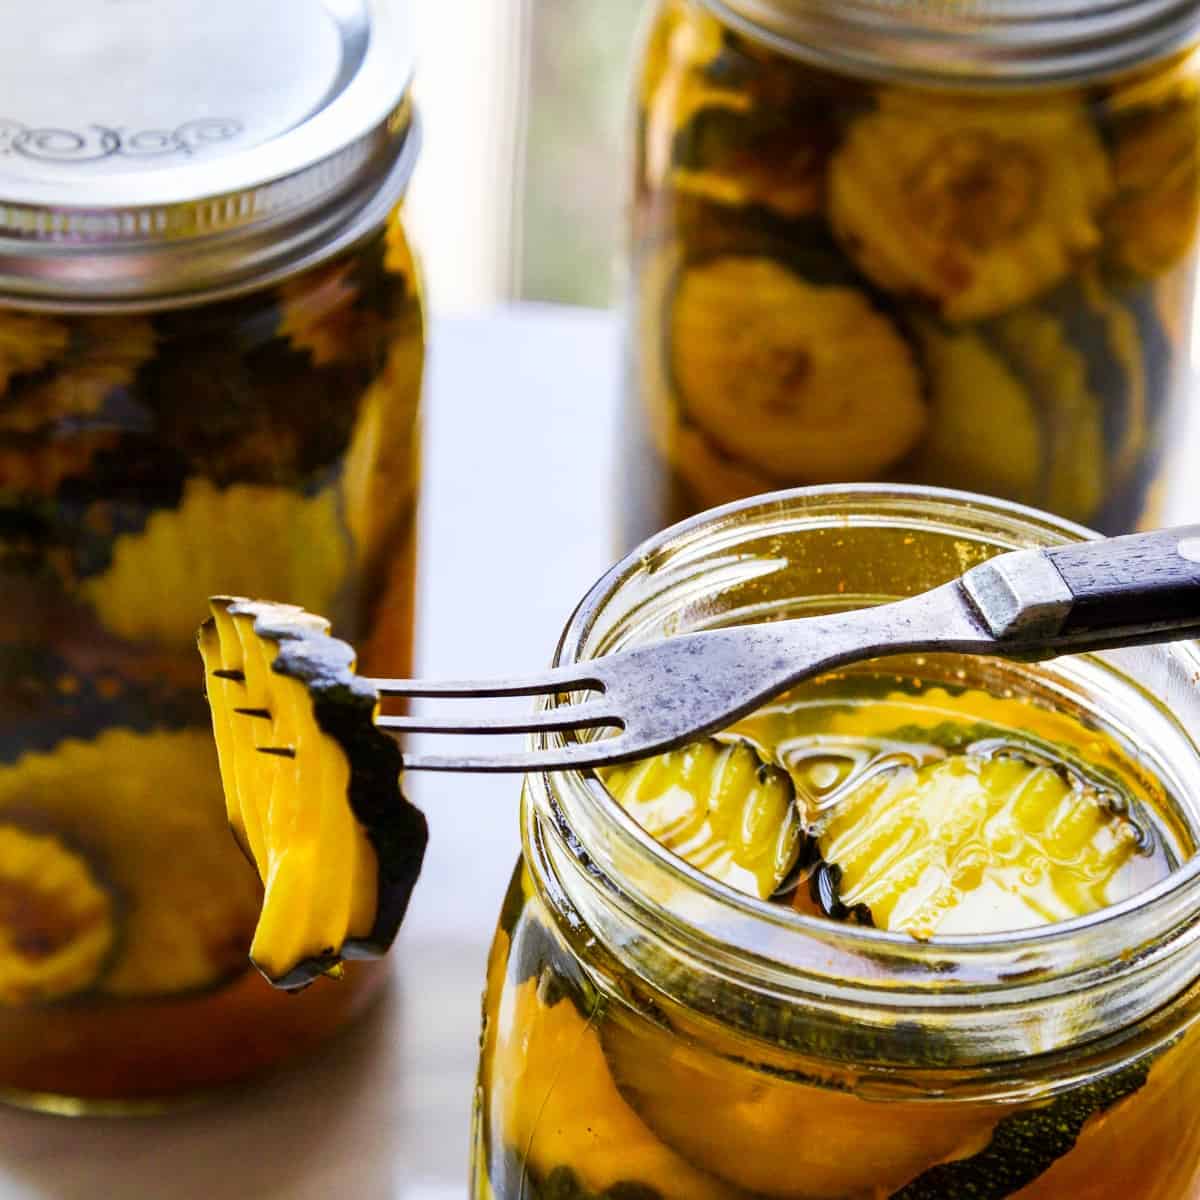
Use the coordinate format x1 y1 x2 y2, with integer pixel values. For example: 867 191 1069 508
0 1 422 1110
622 0 1200 548
474 485 1200 1200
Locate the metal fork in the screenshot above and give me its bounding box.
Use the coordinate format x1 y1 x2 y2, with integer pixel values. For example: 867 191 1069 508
354 526 1200 773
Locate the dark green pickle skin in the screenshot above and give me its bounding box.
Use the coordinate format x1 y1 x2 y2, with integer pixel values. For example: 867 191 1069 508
474 864 1200 1200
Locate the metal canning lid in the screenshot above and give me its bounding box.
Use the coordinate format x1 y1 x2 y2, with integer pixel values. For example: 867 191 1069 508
0 0 418 308
704 0 1200 88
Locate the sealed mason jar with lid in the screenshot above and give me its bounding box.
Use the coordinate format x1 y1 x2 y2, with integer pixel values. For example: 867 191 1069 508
474 485 1200 1200
623 0 1200 547
0 0 423 1110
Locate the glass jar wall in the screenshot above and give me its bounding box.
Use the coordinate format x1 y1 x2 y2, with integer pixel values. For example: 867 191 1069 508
0 207 424 1110
474 486 1200 1199
622 0 1200 546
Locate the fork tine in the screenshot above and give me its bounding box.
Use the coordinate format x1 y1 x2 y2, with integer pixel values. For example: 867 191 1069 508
363 663 604 700
376 700 621 736
403 735 644 774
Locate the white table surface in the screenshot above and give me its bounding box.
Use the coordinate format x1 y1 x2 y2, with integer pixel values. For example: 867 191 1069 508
2 303 1197 1198
0 304 621 1200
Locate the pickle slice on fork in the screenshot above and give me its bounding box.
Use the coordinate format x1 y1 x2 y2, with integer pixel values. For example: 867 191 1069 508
199 597 427 990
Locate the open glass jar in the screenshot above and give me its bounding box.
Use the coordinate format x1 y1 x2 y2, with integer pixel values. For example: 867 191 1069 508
0 0 422 1110
623 0 1200 547
475 486 1200 1199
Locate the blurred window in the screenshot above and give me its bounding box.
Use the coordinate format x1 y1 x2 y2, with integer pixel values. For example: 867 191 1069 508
407 0 643 314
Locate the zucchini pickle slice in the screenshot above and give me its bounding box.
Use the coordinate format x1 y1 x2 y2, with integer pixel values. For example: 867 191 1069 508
829 93 1112 322
199 597 427 989
0 822 116 1006
905 322 1042 504
481 927 736 1200
602 1017 997 1199
0 728 261 999
601 739 801 900
814 752 1147 937
1107 97 1200 279
669 255 927 482
84 478 352 645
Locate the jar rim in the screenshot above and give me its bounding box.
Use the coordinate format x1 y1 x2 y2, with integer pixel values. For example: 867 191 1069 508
701 0 1200 87
529 485 1200 1058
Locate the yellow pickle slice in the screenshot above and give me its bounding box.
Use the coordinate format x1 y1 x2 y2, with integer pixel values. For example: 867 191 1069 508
586 676 1178 1199
601 738 801 900
0 728 262 1001
829 92 1112 322
814 751 1148 937
668 255 927 482
199 597 427 989
599 678 1172 933
0 822 116 1006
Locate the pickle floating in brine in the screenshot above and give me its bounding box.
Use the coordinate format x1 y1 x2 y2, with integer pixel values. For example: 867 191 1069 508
0 318 155 434
0 312 69 396
829 93 1112 322
667 255 927 482
814 752 1148 937
79 478 353 645
0 729 261 999
0 821 117 1006
905 321 1042 504
988 306 1107 523
601 738 802 900
634 243 778 510
480 926 734 1200
601 1012 998 1199
1105 65 1200 279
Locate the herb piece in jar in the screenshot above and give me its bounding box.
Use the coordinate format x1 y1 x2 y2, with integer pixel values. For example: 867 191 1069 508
0 429 124 500
829 93 1112 322
199 597 427 990
0 313 70 396
666 255 927 483
0 640 202 763
670 104 835 220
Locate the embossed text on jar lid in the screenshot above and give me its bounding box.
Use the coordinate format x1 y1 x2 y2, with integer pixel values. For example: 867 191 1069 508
704 0 1200 87
0 0 419 308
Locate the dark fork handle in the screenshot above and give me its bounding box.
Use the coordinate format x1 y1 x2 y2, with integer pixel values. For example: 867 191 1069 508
963 525 1200 644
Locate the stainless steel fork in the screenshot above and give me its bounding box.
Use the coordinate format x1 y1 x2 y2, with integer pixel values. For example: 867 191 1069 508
358 526 1200 773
